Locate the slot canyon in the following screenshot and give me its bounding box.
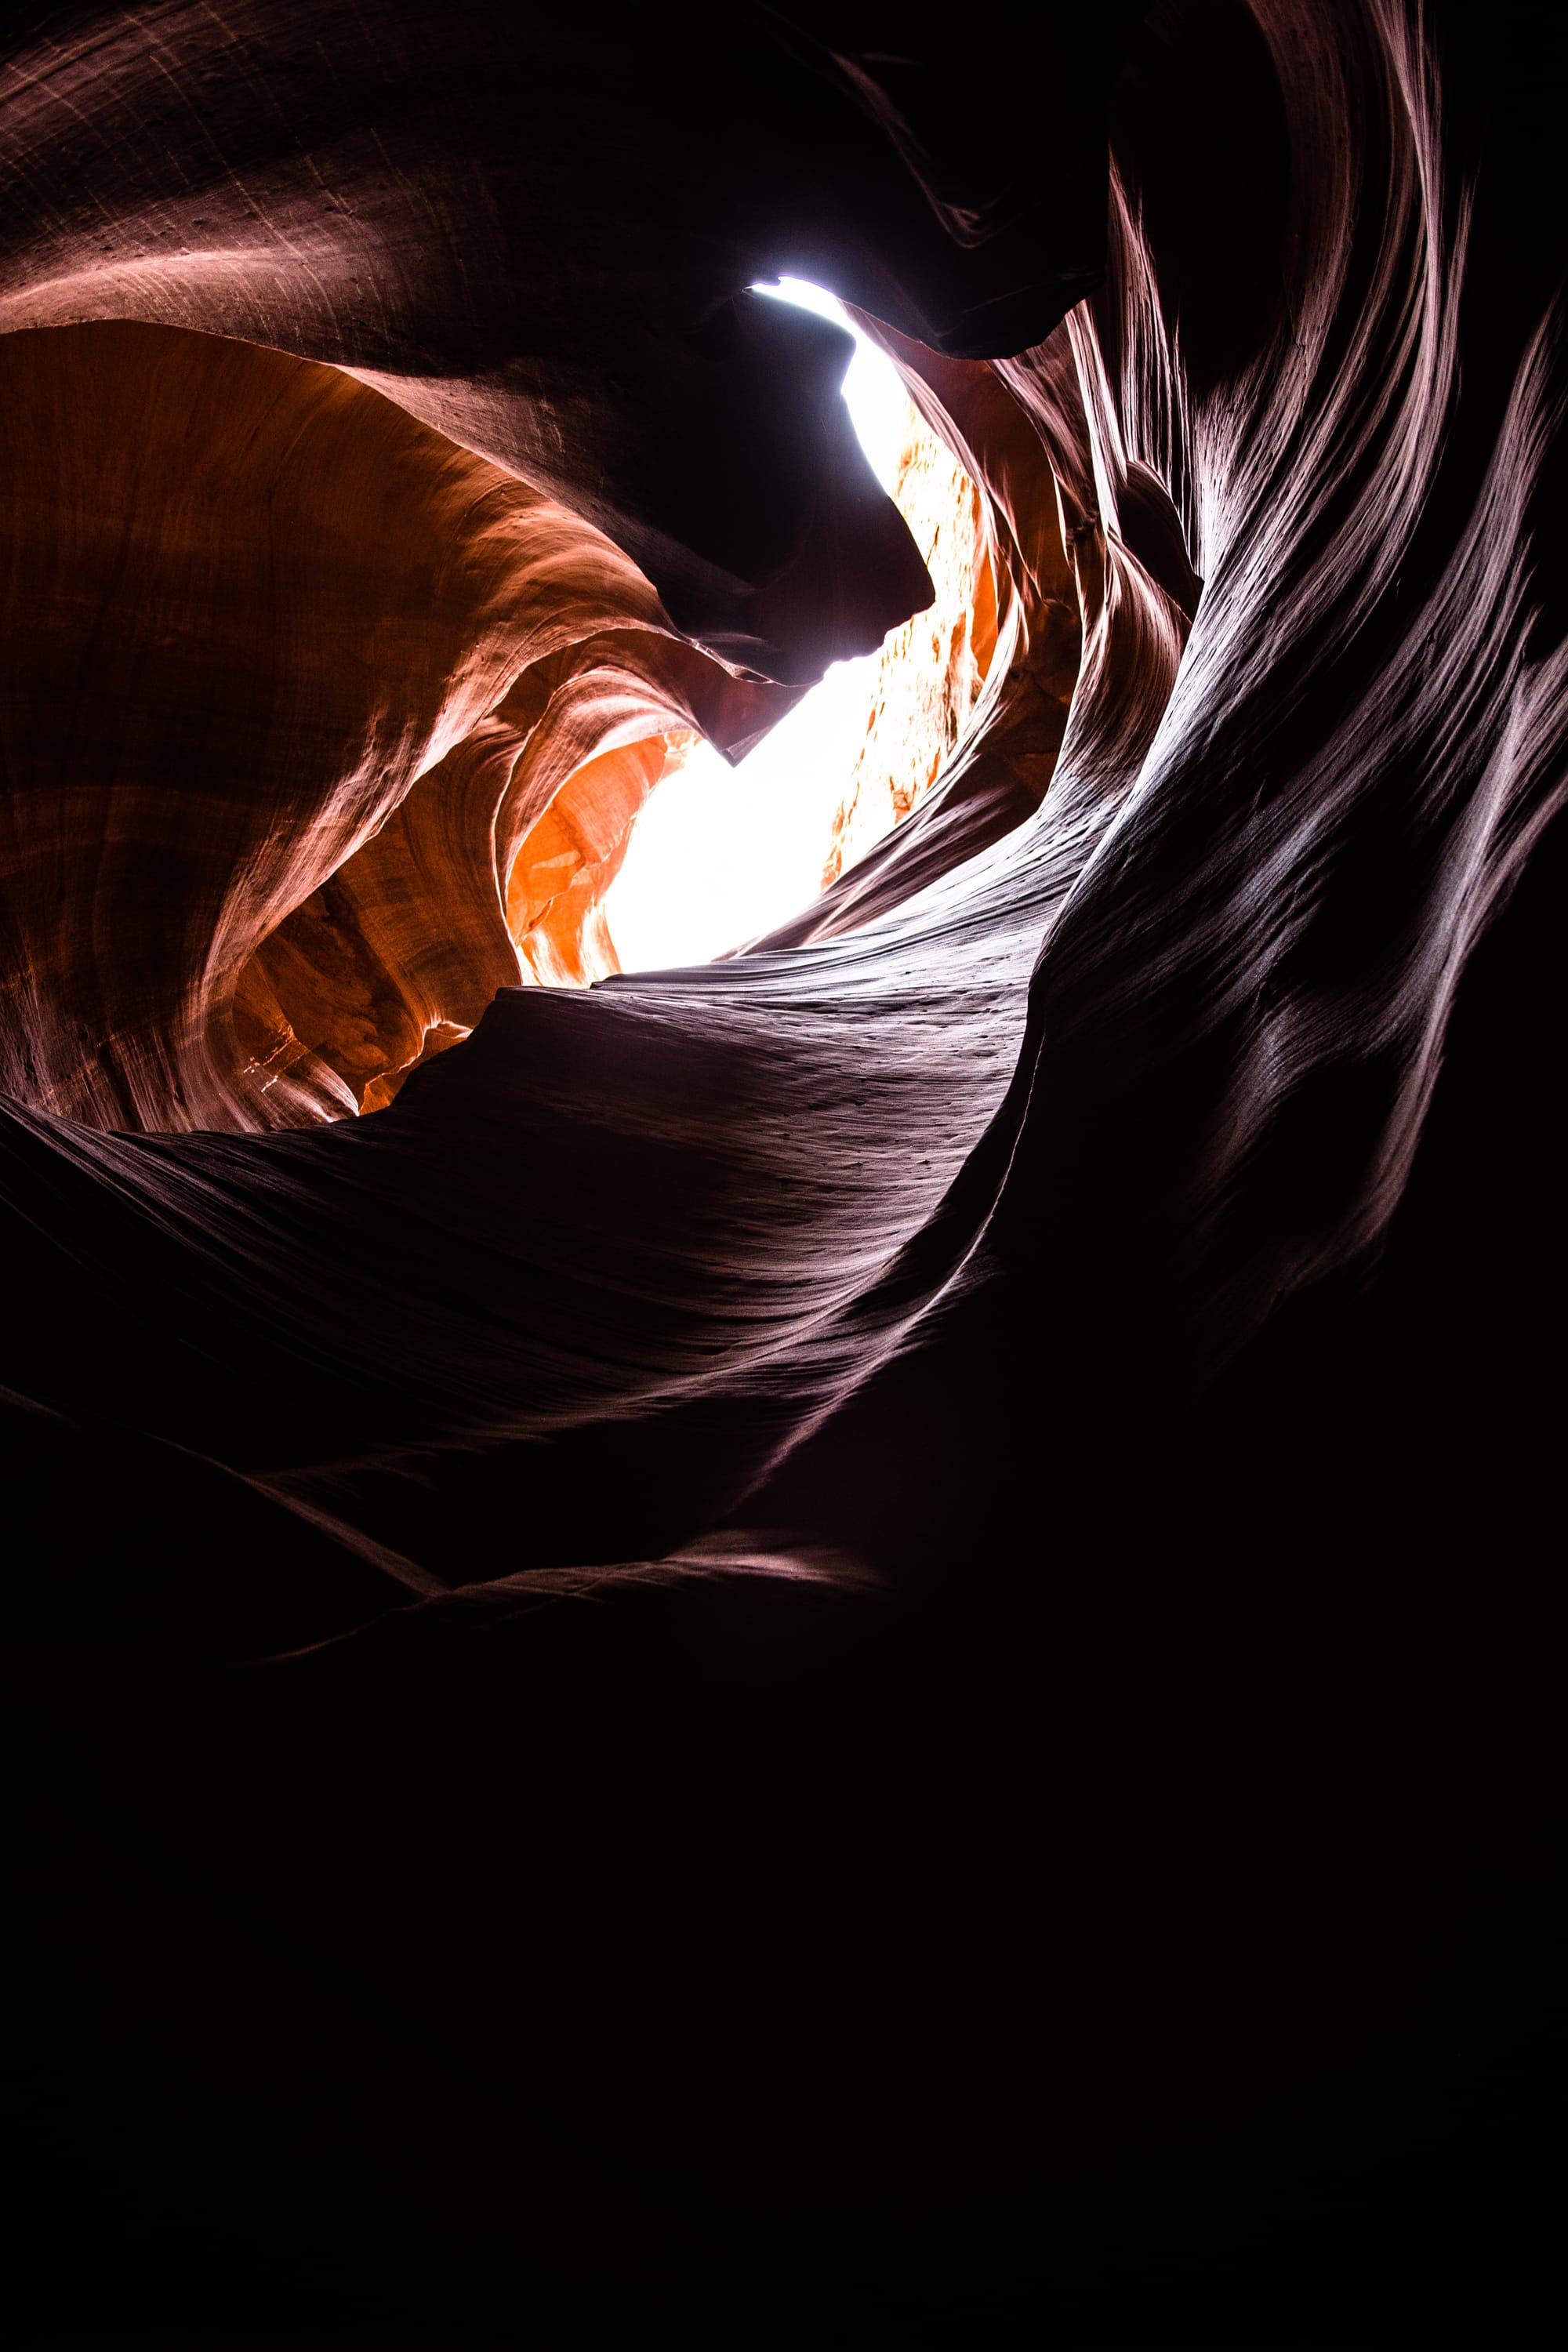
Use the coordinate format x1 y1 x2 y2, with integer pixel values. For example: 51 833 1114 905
2 4 1562 2340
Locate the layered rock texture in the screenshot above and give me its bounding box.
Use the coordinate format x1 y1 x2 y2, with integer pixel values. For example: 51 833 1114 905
0 320 800 1126
821 414 1000 887
3 4 1563 2339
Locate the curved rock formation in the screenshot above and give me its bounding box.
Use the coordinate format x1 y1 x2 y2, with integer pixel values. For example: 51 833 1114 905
818 410 1000 888
3 2 1563 2339
0 1 1138 674
0 317 800 1126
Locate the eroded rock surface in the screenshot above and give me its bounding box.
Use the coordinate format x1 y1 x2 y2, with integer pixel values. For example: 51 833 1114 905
822 419 1000 887
3 5 1563 2339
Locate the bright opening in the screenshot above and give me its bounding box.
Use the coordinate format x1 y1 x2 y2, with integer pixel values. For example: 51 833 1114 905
600 280 993 973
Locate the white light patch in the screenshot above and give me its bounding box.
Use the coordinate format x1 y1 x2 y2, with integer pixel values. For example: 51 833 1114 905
755 276 913 494
601 281 918 974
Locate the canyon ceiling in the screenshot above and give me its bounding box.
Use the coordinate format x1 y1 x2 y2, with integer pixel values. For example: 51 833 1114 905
3 2 1563 2339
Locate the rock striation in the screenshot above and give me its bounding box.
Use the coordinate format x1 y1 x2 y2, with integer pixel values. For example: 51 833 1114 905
0 318 800 1126
820 414 1000 889
2 4 1564 2339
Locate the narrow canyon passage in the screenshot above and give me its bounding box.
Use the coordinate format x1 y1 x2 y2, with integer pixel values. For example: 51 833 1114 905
2 3 1563 2341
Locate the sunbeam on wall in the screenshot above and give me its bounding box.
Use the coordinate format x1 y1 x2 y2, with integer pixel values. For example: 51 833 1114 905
601 279 980 971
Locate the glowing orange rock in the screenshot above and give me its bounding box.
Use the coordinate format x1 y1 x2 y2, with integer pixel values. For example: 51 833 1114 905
0 320 793 1128
822 419 1000 887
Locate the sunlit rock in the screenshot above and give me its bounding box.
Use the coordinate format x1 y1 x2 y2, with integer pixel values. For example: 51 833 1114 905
510 735 678 990
0 321 796 1126
822 421 998 886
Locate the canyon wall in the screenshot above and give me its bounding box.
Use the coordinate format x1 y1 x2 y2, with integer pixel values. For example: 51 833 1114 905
2 4 1563 2339
821 419 999 887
